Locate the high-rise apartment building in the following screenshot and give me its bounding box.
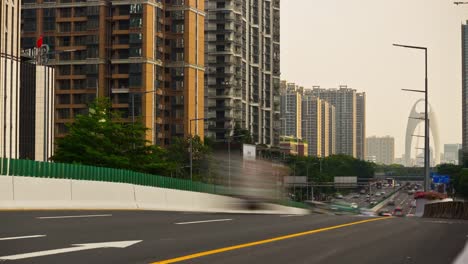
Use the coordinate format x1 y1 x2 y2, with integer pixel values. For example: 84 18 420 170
302 95 321 156
19 59 55 161
21 0 205 146
443 143 462 165
205 0 281 146
366 136 394 165
462 21 468 166
320 100 336 157
356 92 366 159
308 86 364 158
0 0 21 159
280 81 302 139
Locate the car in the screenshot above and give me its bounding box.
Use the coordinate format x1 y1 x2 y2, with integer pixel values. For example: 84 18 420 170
370 200 377 206
366 194 371 198
353 194 360 199
410 200 416 208
360 189 366 194
387 200 395 206
375 193 381 197
393 207 404 217
350 202 358 209
408 190 415 195
395 183 401 187
335 194 344 199
378 209 392 217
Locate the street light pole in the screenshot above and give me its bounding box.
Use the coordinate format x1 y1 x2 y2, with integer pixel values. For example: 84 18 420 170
393 43 430 192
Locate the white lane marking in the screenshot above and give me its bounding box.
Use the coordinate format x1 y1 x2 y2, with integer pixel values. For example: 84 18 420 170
37 214 112 219
280 215 304 217
453 240 468 264
0 240 142 260
0 235 46 241
175 219 233 225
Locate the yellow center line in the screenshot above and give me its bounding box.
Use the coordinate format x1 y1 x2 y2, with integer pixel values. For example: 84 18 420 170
150 217 391 264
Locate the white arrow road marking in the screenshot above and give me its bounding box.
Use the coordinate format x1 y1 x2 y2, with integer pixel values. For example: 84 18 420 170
0 235 46 241
0 240 142 260
37 214 112 219
175 219 233 225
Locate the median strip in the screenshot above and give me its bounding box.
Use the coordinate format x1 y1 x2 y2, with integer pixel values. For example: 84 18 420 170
152 217 391 263
175 219 233 225
0 235 46 241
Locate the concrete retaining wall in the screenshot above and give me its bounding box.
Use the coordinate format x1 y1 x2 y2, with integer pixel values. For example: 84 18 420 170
0 176 309 214
423 201 468 220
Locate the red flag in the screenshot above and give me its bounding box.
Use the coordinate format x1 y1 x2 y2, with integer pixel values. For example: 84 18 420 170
36 35 43 48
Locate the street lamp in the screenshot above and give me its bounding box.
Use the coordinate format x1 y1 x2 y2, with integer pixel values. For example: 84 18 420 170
189 117 210 182
393 43 430 192
130 90 157 125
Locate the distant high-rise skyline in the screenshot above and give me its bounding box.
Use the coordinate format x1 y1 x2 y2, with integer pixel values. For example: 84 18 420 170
280 81 302 139
366 136 395 165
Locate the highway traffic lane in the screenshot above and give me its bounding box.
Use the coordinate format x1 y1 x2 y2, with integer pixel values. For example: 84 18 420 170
179 217 468 264
0 211 376 264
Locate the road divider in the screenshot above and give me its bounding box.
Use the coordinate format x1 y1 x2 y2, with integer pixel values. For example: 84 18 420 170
0 176 309 215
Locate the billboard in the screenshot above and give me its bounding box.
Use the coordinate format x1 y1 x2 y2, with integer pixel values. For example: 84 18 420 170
334 176 358 188
243 144 256 160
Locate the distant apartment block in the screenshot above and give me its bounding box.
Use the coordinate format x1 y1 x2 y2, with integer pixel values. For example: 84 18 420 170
21 0 205 147
443 143 462 165
280 81 302 139
320 100 336 157
366 136 395 165
205 0 281 146
308 86 365 159
462 21 468 166
0 0 21 159
279 136 308 157
302 95 322 156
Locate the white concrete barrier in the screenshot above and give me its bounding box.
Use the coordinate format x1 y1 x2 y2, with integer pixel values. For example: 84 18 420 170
0 175 309 214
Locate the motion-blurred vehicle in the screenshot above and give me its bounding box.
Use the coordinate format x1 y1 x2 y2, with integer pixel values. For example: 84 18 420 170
393 207 404 217
378 209 392 217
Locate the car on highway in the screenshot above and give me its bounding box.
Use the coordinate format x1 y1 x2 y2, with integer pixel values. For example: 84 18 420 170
410 200 416 208
370 200 377 206
335 193 344 199
408 190 415 195
393 207 404 217
350 202 358 209
378 209 392 217
380 191 386 195
375 193 381 197
387 200 395 206
360 189 366 194
353 194 360 199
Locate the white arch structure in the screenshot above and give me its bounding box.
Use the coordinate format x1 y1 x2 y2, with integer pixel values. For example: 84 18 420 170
405 99 440 166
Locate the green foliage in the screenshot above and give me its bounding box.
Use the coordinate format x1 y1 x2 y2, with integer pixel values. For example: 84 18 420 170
458 169 468 197
233 123 254 144
374 163 424 176
286 154 375 182
52 98 174 175
166 135 213 181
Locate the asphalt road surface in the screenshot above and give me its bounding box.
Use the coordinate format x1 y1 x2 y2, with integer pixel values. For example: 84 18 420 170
1 210 467 264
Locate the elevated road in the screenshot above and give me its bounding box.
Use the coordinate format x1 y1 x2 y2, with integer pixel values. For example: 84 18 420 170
0 210 467 263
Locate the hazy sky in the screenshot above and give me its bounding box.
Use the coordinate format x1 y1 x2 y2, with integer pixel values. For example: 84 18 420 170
281 0 467 157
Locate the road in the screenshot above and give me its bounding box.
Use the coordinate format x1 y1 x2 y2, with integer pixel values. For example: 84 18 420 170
342 184 401 208
0 210 467 264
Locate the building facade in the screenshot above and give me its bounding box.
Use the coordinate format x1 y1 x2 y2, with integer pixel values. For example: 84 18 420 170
302 95 321 156
356 92 366 159
308 86 363 158
443 143 462 165
279 136 308 157
205 0 281 146
280 81 302 139
21 0 205 147
0 0 21 159
19 59 55 161
366 136 394 165
462 21 468 166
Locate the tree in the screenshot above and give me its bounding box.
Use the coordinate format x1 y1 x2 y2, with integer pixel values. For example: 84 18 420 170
458 169 468 198
52 98 173 175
